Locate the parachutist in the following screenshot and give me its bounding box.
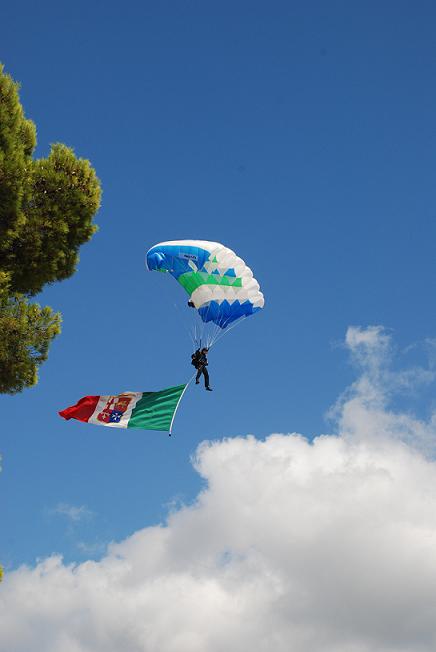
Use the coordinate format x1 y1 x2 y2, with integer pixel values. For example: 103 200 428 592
192 347 212 390
191 348 201 368
187 300 195 308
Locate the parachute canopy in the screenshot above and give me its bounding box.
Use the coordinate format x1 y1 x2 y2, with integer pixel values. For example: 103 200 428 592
146 240 264 330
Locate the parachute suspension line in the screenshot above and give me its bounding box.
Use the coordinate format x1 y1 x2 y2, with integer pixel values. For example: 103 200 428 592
209 316 247 349
208 315 217 347
195 301 212 349
209 320 222 347
175 301 248 351
191 312 202 350
173 303 196 348
203 313 227 349
173 297 248 351
200 302 232 349
204 302 212 348
191 310 211 350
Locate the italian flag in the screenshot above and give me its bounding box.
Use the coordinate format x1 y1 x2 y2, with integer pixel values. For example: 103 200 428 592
59 384 187 434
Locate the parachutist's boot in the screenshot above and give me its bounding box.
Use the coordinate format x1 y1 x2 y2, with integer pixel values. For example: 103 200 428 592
195 380 200 384
206 387 213 391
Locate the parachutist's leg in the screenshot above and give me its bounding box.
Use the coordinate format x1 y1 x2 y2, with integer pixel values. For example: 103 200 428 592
195 367 202 384
203 367 210 389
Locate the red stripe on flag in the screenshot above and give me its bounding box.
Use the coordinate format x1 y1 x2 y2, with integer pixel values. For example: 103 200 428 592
59 395 100 422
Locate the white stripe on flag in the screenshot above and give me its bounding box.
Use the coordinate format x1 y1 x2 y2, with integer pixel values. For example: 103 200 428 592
88 392 143 428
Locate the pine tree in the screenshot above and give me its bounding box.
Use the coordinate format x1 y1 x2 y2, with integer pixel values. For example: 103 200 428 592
0 64 101 393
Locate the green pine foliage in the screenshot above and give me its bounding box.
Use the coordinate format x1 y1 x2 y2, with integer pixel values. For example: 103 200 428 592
0 275 61 393
0 64 101 393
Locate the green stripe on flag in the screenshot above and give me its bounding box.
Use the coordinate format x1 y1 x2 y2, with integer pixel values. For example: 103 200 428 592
127 384 186 431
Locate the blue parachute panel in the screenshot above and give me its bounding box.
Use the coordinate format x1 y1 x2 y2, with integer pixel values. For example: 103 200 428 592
198 300 261 328
146 244 211 279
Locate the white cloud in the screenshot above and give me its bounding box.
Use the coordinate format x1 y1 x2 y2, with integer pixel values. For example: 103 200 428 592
76 541 107 556
2 327 436 652
50 503 93 523
332 326 436 455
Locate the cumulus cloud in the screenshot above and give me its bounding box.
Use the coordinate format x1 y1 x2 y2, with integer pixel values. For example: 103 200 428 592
2 327 436 652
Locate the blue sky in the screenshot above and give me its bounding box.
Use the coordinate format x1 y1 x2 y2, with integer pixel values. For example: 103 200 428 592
2 0 436 572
